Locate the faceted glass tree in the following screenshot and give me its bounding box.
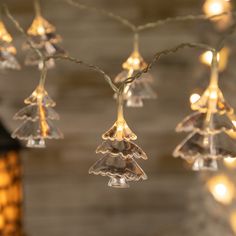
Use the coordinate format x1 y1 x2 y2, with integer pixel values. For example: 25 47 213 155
23 12 66 70
12 85 63 148
173 54 236 171
89 94 147 188
0 21 20 70
114 42 156 107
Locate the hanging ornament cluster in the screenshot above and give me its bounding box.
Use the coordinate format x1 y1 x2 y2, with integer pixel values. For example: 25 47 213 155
0 21 20 70
12 79 63 148
23 6 66 70
89 94 147 188
173 52 236 171
114 36 156 107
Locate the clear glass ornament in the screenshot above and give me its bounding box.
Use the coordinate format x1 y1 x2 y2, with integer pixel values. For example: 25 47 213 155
114 48 156 108
25 14 66 70
96 140 147 160
192 157 218 171
89 94 147 187
176 111 236 134
89 154 147 188
12 85 63 148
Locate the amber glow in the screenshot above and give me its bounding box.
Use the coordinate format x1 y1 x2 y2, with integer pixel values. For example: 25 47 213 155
39 104 49 137
200 47 229 71
230 211 236 234
0 21 13 43
27 16 56 36
122 50 147 71
203 0 231 16
224 157 236 169
207 174 235 205
203 0 232 29
0 152 23 234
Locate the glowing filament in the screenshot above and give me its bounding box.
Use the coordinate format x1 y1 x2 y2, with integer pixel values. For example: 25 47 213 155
207 174 235 205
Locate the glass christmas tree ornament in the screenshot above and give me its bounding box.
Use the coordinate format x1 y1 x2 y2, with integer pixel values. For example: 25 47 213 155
207 174 235 205
24 4 66 70
114 35 156 107
174 51 236 170
89 94 147 188
12 84 63 148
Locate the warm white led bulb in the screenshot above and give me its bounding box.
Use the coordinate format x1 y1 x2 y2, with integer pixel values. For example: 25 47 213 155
190 93 201 104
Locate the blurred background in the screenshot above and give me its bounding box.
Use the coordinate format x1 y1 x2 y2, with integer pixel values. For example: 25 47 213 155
1 0 236 235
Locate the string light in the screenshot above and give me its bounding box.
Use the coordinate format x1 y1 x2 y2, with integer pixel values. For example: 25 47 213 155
23 1 66 70
89 94 147 188
114 35 156 107
174 52 236 170
12 84 63 148
207 174 235 205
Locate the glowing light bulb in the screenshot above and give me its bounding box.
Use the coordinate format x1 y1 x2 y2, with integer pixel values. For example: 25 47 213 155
200 48 229 71
37 25 45 35
209 90 218 99
203 0 230 16
203 0 232 30
207 175 235 205
223 157 236 169
209 2 224 14
190 93 201 104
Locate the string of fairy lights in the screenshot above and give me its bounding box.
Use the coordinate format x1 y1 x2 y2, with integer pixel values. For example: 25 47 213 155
0 0 235 194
